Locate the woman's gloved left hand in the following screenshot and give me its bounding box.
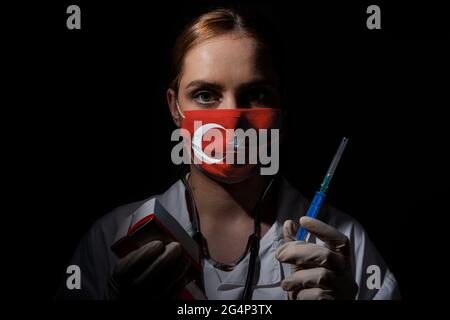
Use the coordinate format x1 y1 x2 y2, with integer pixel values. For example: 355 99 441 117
276 216 358 300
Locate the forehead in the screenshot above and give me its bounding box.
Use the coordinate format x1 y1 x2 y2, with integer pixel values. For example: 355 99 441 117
180 35 269 87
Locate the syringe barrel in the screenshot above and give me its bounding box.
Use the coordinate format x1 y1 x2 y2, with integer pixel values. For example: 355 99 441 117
295 191 326 241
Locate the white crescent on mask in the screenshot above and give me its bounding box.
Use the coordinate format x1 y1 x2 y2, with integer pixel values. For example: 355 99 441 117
192 123 225 164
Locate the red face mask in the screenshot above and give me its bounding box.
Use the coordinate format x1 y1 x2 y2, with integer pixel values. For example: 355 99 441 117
181 108 282 184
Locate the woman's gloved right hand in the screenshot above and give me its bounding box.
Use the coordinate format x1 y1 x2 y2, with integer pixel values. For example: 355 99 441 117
106 240 191 300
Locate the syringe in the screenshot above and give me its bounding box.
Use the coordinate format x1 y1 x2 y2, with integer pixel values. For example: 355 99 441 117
295 137 349 241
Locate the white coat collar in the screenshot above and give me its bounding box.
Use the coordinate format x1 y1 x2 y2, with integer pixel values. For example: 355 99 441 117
152 177 309 288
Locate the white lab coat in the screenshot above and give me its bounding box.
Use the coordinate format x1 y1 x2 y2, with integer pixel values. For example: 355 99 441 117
58 177 400 300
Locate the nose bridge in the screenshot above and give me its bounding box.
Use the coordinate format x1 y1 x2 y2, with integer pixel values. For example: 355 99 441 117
220 91 238 109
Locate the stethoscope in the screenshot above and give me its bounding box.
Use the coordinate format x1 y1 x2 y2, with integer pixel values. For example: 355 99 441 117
180 170 277 300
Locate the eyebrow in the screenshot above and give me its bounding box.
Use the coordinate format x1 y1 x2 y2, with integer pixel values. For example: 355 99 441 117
238 80 276 91
185 80 224 91
185 79 276 91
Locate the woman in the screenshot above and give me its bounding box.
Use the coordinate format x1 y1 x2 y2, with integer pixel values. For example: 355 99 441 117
59 8 400 300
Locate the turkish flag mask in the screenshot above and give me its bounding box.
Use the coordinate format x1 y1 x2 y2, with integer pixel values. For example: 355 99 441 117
181 108 282 184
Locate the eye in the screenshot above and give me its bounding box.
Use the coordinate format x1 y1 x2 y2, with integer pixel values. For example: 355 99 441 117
245 87 269 103
193 90 219 105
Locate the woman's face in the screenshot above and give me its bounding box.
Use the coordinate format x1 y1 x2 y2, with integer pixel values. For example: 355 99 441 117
168 34 280 125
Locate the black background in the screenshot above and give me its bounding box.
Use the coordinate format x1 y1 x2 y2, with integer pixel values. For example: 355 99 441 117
6 0 448 302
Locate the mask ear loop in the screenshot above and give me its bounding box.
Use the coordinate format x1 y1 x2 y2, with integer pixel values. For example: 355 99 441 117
176 99 185 119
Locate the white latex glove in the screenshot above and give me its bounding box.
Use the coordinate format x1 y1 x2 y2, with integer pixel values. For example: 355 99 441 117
106 240 191 300
276 216 358 300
